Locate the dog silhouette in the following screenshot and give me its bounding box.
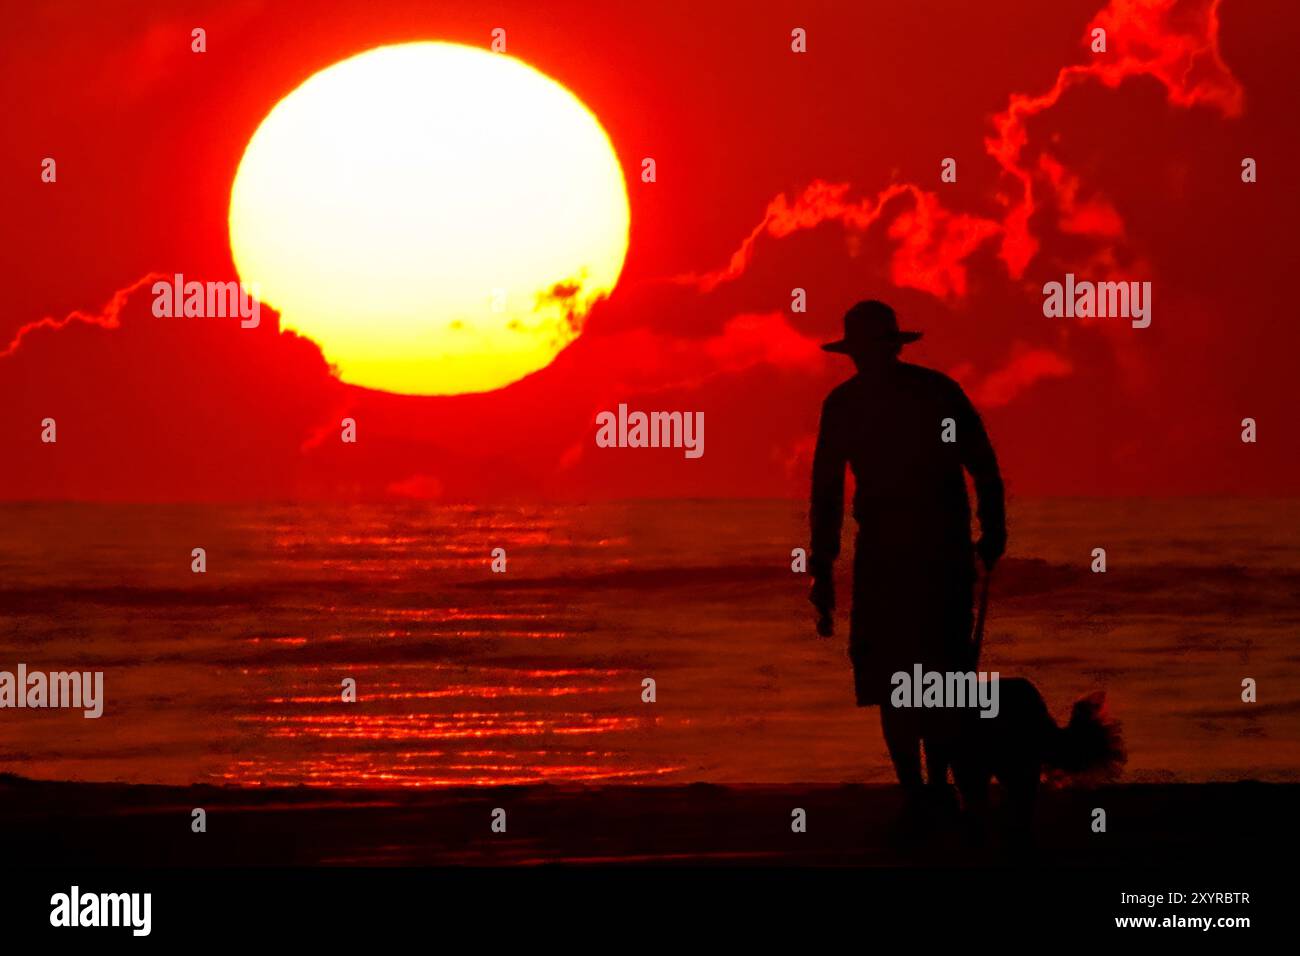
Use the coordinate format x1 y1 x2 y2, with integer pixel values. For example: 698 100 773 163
950 677 1125 844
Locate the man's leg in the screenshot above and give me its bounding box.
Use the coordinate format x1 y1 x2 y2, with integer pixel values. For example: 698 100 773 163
881 706 935 845
921 713 962 823
880 706 924 790
924 733 951 786
923 708 960 785
925 559 976 789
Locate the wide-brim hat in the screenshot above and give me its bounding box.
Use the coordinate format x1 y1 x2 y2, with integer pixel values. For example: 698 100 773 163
822 300 922 353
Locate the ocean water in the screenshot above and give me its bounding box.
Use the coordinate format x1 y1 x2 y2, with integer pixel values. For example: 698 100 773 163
0 498 1296 787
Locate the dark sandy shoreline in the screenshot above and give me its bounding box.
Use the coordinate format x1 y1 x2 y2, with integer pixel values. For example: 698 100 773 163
3 774 1293 867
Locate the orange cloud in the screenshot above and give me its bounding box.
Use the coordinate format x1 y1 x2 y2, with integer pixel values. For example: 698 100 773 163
0 272 166 360
682 0 1244 298
966 347 1074 409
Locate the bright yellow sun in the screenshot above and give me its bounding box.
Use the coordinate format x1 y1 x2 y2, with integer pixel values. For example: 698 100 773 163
229 42 629 395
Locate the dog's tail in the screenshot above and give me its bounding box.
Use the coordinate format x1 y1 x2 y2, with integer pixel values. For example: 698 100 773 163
1044 692 1126 778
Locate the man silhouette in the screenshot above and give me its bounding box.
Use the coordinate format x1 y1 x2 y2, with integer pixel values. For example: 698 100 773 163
809 300 1005 811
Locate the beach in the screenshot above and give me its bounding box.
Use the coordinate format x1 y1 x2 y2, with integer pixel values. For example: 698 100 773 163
3 774 1294 866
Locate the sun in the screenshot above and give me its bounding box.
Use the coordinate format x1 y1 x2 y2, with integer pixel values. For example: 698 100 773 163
228 42 629 396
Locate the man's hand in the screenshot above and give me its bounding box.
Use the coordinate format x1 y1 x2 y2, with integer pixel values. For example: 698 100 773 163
976 533 1006 569
809 575 835 637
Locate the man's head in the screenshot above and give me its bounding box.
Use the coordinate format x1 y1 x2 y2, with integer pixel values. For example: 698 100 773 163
821 300 922 369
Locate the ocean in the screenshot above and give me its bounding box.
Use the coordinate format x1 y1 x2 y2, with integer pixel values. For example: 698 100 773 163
0 498 1296 786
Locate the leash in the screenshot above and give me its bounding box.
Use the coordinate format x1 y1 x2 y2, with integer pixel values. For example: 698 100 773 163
971 562 993 667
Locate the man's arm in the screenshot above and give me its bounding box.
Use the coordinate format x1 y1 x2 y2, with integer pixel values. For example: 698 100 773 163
809 396 847 632
956 387 1006 567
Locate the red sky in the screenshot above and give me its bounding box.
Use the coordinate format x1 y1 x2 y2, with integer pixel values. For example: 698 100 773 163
2 0 1296 501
